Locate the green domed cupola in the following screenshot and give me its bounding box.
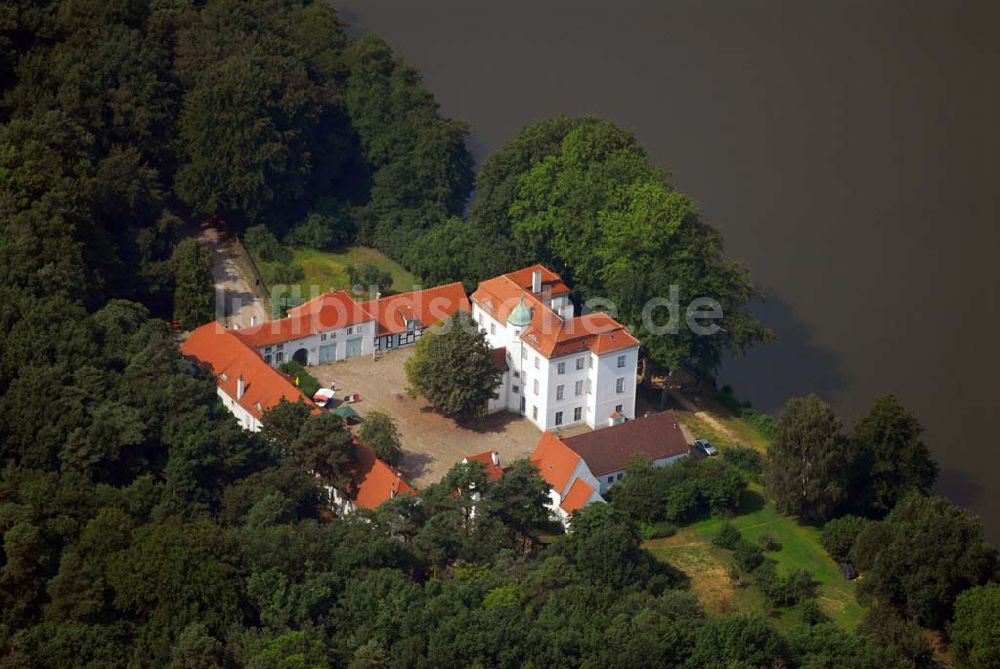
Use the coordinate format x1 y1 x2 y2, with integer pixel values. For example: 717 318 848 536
508 298 533 328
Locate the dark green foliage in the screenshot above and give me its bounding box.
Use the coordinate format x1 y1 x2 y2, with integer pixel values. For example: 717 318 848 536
851 492 999 629
640 521 677 540
820 514 873 562
464 115 772 376
345 262 393 292
244 225 290 264
758 532 781 551
850 394 938 518
357 410 403 467
276 360 319 399
766 394 854 523
611 456 746 525
712 522 742 550
405 312 502 418
856 604 935 669
798 599 829 626
170 238 214 329
755 562 815 607
951 584 1000 669
721 443 765 477
688 615 788 669
733 540 766 572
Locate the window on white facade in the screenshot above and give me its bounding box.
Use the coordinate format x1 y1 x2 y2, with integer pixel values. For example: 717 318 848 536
321 333 327 341
574 407 582 421
532 406 538 420
533 379 539 395
588 355 592 368
607 476 614 484
555 411 563 426
276 352 284 363
512 385 520 394
513 371 520 378
478 313 484 325
556 384 564 400
490 323 496 335
617 354 626 368
576 357 585 370
277 344 284 351
534 356 540 369
347 327 353 335
557 361 565 374
615 404 623 413
265 354 272 364
616 377 625 393
521 347 527 359
575 380 583 396
617 473 624 481
265 346 272 353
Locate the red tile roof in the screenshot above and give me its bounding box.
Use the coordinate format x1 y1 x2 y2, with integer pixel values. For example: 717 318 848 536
561 410 690 476
471 265 639 359
350 442 416 509
360 282 470 336
180 322 316 420
465 450 505 481
530 432 582 494
237 290 373 348
560 478 596 513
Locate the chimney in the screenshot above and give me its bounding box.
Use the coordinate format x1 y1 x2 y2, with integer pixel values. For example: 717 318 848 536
531 268 542 294
236 375 246 400
491 451 500 467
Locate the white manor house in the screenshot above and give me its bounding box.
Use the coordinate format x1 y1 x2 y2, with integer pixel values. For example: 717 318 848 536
472 265 639 432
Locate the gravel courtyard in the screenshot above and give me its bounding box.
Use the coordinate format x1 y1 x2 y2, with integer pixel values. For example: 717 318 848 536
311 348 541 487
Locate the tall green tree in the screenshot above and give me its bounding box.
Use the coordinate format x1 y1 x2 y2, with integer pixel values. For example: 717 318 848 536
951 584 1000 669
170 238 214 329
357 410 403 467
766 394 854 523
850 394 938 518
463 115 771 376
405 312 501 419
851 492 998 629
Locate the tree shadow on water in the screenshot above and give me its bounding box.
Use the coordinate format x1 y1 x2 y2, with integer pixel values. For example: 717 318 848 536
720 290 847 413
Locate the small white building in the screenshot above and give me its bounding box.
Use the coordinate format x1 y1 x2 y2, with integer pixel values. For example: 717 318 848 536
235 290 377 366
471 265 640 432
530 411 691 524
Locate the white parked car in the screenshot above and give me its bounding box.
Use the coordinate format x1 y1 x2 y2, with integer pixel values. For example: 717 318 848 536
693 439 718 456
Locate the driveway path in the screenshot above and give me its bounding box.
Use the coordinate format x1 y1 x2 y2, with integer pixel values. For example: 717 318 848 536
198 224 268 329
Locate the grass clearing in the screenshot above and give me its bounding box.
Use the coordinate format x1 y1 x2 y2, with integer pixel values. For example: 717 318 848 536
645 488 866 632
254 246 421 306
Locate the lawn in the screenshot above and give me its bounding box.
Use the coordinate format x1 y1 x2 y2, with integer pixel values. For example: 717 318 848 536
645 488 867 632
255 246 421 310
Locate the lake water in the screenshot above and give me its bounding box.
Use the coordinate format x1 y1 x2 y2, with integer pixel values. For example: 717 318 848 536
337 0 1000 539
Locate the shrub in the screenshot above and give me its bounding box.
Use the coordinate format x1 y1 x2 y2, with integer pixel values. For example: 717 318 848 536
639 521 677 540
799 599 830 626
722 444 765 476
278 361 320 398
245 224 290 263
821 515 873 562
758 533 781 552
757 563 815 607
733 540 766 572
267 262 306 285
285 213 336 250
713 523 742 550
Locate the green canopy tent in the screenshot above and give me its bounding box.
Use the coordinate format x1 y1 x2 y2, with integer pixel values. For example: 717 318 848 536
332 405 361 424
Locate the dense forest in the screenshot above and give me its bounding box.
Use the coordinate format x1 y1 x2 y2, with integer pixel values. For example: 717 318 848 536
2 1 999 667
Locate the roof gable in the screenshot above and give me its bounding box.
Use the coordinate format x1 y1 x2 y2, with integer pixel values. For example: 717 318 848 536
361 282 470 336
562 411 690 476
530 432 582 493
180 322 315 419
560 478 597 513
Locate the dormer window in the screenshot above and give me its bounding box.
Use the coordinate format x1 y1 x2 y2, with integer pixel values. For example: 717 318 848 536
253 402 262 412
219 372 228 381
